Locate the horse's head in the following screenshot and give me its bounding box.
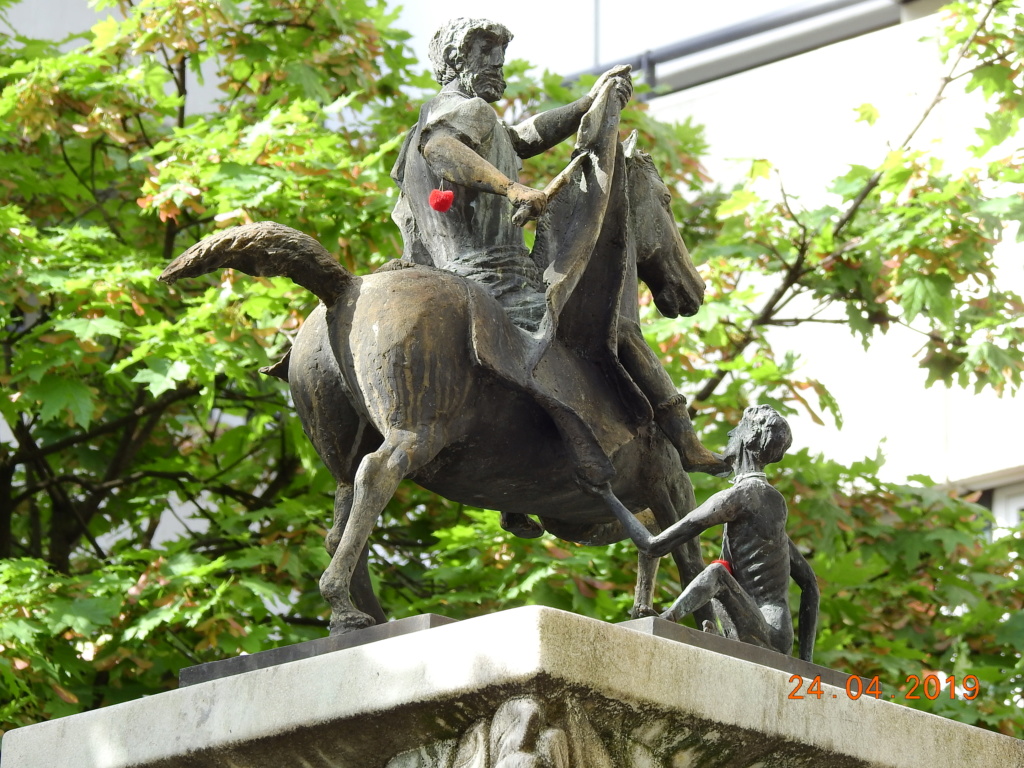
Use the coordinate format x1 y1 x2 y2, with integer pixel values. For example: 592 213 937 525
624 134 705 318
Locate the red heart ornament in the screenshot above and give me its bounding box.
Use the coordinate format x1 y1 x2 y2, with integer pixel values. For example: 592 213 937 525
429 188 454 212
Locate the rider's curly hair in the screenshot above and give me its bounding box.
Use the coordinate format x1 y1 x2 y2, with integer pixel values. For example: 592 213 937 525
428 18 513 85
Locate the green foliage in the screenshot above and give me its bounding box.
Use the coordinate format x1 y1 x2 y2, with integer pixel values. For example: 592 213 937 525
0 0 1021 741
0 0 419 731
776 455 1023 732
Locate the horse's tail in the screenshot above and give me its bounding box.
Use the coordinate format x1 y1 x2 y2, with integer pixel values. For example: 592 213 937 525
158 221 354 306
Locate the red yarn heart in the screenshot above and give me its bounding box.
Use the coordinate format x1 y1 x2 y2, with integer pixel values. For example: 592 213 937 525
429 189 454 212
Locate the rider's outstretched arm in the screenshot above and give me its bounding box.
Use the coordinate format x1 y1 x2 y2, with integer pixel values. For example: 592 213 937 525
509 101 592 159
509 66 633 159
788 538 819 662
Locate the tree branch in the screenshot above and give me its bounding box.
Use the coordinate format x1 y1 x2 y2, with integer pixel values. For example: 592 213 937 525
691 2 1002 407
834 1 1000 240
761 317 851 327
5 380 205 466
12 419 108 566
693 241 809 404
0 462 14 559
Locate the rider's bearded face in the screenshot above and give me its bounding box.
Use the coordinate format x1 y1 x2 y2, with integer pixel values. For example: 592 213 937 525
457 33 507 103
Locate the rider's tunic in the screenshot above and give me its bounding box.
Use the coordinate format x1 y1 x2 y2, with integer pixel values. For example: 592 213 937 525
391 88 546 331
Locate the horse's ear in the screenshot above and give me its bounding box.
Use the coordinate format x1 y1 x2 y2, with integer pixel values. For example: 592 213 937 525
623 130 639 159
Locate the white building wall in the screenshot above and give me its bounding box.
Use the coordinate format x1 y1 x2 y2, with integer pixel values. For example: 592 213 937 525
650 15 1023 484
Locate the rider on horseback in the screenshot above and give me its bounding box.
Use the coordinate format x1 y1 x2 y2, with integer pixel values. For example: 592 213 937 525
391 18 728 536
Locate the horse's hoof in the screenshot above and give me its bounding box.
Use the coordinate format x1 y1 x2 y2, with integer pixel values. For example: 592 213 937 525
683 452 732 477
701 619 721 636
659 608 682 623
629 605 659 620
329 610 376 635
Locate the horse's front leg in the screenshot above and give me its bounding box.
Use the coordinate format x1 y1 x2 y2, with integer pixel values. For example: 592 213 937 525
631 550 661 619
652 476 716 631
630 508 664 619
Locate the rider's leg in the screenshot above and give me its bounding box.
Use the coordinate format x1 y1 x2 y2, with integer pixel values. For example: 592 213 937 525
656 393 729 476
617 324 729 476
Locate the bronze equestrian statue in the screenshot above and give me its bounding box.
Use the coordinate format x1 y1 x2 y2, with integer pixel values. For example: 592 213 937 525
162 87 716 634
160 18 745 638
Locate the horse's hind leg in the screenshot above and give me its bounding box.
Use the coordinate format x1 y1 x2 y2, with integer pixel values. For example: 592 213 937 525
326 485 386 625
289 304 388 625
320 426 445 633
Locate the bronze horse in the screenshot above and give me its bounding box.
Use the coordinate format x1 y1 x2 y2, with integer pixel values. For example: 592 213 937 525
160 85 710 633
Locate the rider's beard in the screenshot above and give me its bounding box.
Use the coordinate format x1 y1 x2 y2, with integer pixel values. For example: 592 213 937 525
461 70 505 103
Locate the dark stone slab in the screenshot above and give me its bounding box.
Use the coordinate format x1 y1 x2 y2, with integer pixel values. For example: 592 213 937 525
179 614 458 687
619 616 867 691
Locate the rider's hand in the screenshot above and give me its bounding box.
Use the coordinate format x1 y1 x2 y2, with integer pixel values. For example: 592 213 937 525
589 64 632 108
508 182 546 226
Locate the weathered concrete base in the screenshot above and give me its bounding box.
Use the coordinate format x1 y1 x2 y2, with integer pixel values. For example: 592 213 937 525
178 613 457 687
2 606 1021 767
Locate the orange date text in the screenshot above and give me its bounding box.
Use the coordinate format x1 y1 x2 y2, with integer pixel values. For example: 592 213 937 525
787 674 980 701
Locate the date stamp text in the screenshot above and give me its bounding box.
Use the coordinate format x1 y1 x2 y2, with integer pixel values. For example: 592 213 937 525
788 674 980 701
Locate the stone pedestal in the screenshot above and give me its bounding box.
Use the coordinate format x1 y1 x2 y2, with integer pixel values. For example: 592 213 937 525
2 606 1021 767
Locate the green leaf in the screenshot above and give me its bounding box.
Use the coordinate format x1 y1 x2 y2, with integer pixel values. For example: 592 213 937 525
132 359 191 397
123 603 181 641
854 103 879 125
23 374 96 427
283 61 330 103
90 16 119 51
716 188 760 218
978 194 1024 220
894 274 954 324
53 316 130 341
994 612 1024 647
816 551 889 587
966 64 1014 100
749 158 772 180
47 597 121 634
0 618 41 644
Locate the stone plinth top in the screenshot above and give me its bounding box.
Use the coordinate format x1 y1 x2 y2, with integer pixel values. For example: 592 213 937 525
2 607 1021 767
